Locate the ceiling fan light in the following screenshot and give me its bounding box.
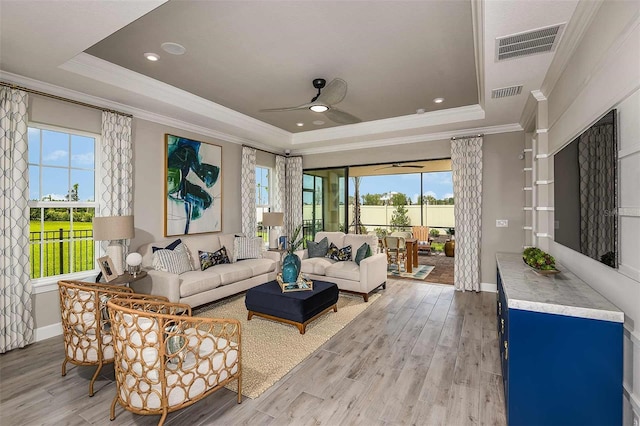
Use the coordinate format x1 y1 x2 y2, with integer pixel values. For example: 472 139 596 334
310 104 329 113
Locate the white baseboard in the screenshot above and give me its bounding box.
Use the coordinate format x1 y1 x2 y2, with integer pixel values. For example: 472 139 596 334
480 282 497 293
35 322 62 342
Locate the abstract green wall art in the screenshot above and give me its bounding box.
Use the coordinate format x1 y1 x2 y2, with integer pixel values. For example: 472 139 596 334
164 134 222 236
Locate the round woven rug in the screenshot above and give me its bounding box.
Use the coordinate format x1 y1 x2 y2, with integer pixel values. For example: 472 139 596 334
194 290 381 399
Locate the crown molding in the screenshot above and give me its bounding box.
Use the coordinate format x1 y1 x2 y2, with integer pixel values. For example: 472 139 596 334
541 0 603 98
294 123 523 155
292 104 485 146
471 0 485 109
59 53 292 145
0 70 281 150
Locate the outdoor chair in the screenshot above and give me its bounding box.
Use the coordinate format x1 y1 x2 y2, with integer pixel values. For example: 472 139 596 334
383 236 406 271
412 226 433 254
107 298 242 426
57 280 169 396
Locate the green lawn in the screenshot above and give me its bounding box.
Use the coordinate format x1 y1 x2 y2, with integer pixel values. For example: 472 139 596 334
30 221 95 279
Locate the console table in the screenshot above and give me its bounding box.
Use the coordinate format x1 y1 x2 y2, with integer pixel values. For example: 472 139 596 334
496 252 623 426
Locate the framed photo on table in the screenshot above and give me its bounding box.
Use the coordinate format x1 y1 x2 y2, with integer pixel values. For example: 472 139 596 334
97 256 117 282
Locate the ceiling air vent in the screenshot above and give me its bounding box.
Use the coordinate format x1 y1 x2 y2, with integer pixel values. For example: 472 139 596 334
492 85 523 99
495 23 565 61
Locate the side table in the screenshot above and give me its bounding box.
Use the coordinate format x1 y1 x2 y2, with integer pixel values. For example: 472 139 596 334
96 270 148 286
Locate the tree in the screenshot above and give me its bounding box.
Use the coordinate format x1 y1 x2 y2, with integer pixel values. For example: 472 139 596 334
362 193 382 205
66 183 79 202
390 204 411 231
390 192 409 206
350 177 363 233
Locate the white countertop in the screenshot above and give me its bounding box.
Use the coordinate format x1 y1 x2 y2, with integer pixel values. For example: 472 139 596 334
496 252 624 323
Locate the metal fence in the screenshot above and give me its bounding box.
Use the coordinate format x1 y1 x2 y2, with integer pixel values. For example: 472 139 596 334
29 229 94 278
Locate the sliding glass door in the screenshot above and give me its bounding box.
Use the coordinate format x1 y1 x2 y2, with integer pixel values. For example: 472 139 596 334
303 167 347 240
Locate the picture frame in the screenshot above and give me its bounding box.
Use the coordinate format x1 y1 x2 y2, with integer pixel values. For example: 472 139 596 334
164 134 222 237
97 256 118 282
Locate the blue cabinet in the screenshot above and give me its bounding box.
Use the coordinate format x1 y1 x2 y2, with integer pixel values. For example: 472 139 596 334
496 255 623 426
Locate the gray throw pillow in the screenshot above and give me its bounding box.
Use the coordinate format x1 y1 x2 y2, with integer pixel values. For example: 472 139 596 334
308 237 328 258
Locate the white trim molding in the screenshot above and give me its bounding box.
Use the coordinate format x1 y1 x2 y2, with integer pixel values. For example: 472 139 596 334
535 233 552 238
35 322 62 342
480 282 497 293
535 207 555 211
619 207 640 217
535 180 554 185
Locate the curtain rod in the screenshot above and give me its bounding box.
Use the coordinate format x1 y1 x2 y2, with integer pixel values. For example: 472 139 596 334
451 133 484 140
0 81 133 118
242 144 301 158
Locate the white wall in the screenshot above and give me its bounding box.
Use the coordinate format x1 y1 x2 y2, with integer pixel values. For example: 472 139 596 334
543 1 640 422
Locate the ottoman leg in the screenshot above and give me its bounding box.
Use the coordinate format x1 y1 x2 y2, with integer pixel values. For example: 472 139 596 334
247 311 254 321
298 323 306 334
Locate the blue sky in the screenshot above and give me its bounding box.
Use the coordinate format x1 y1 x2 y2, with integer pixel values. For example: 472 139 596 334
351 171 454 202
28 128 96 201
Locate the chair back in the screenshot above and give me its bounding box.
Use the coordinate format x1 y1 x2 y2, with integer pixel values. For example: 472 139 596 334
384 236 406 250
391 231 413 239
107 298 242 420
412 226 430 241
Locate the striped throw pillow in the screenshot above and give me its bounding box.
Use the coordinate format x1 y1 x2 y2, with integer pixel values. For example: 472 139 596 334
152 242 193 274
234 236 263 260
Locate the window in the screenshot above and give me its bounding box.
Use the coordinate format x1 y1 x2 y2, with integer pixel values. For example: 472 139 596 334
256 166 271 240
28 125 98 280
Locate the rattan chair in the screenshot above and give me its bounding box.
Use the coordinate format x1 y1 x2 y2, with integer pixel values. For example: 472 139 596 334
383 236 406 271
107 298 242 426
58 280 169 396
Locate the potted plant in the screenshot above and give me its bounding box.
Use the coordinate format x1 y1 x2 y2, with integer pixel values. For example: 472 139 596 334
281 224 304 283
444 227 455 257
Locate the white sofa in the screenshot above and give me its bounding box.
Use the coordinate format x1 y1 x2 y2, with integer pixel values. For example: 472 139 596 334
131 233 278 307
296 231 387 302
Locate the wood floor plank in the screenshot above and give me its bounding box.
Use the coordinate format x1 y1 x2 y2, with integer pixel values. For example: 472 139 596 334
0 279 506 426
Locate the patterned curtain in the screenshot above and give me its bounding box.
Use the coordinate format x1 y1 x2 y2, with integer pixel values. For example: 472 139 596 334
99 112 133 256
0 87 34 353
241 146 257 236
578 124 616 261
285 156 303 237
451 136 483 292
273 155 286 213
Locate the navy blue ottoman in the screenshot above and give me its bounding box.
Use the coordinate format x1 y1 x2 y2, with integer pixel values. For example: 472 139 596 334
245 280 339 334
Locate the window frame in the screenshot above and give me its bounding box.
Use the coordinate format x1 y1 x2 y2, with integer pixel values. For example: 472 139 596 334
255 165 271 209
27 122 101 289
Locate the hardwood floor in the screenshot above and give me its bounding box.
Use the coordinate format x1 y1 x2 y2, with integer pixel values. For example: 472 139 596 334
0 279 506 425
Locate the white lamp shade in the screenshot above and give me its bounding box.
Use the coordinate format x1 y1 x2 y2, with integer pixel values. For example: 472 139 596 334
126 252 142 267
262 212 284 227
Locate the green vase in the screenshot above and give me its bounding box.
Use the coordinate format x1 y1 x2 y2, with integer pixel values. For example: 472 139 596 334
282 253 301 283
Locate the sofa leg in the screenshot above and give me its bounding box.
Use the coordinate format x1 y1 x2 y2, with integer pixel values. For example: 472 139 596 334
363 293 369 302
382 282 387 290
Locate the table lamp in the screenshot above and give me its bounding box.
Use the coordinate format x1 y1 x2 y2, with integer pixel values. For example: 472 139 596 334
93 215 134 275
262 212 284 249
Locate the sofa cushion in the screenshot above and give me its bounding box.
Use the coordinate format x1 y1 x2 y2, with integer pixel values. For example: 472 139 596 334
314 232 346 250
344 234 379 254
199 248 230 271
307 237 329 258
152 238 182 252
179 269 222 298
325 261 361 282
300 257 335 275
236 258 276 277
206 263 253 285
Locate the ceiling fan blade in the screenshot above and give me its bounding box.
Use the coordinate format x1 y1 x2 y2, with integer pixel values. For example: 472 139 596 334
401 165 424 168
260 102 315 112
324 107 362 125
317 78 347 106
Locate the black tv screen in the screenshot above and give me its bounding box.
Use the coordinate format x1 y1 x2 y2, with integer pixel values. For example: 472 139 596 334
554 109 617 268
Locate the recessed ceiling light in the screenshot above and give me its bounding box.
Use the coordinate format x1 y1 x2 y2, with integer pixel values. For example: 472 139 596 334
309 105 329 113
144 52 160 61
313 120 325 125
416 108 426 114
296 122 304 127
433 97 445 104
161 42 186 55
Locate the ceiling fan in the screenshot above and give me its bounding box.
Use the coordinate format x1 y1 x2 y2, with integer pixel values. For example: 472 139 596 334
260 78 362 125
375 163 425 171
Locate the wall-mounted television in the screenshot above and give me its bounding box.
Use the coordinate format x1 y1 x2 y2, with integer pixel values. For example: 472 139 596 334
554 109 617 268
